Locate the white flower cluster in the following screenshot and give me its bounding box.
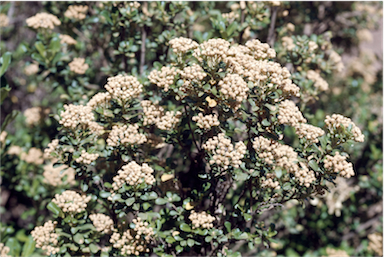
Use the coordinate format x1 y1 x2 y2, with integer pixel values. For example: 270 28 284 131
0 131 7 144
64 5 88 20
179 64 206 96
0 14 9 28
245 39 276 59
59 34 77 45
89 213 114 234
156 111 182 131
202 133 246 170
26 12 61 29
7 145 22 155
306 70 329 91
59 104 94 130
132 217 154 241
189 210 215 229
87 92 111 110
218 73 249 103
324 152 355 178
43 163 75 186
21 147 44 165
192 113 220 130
193 38 230 65
24 63 39 75
308 41 318 52
69 57 89 74
52 190 91 213
328 50 344 72
295 123 325 144
44 139 59 159
169 37 199 54
110 225 151 256
129 1 141 9
148 66 178 92
24 107 42 126
107 124 146 147
325 248 350 257
278 100 307 127
31 220 60 255
253 136 316 187
368 233 383 256
261 174 280 189
0 243 11 257
281 36 295 51
141 100 164 126
104 74 143 104
75 150 99 164
110 161 155 193
325 114 364 142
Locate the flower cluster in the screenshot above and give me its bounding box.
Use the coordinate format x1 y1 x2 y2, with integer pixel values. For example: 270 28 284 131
281 36 295 51
245 39 276 59
192 113 220 130
31 220 60 255
306 70 329 92
218 73 249 104
24 107 43 126
325 114 364 142
148 66 178 92
43 163 76 186
202 133 246 170
20 147 44 165
368 233 383 256
169 37 199 54
87 92 111 110
156 111 182 131
324 152 355 178
44 139 59 159
0 14 9 28
52 190 91 213
260 174 281 190
104 74 143 104
253 136 316 187
59 34 77 45
26 12 61 29
132 217 155 241
107 124 147 147
24 63 39 75
0 243 11 257
110 161 155 192
75 150 99 164
68 57 89 74
189 210 215 229
110 229 150 256
7 145 22 155
0 131 7 144
64 5 88 20
278 100 307 126
325 248 349 257
295 123 325 144
59 104 94 130
89 213 114 234
141 100 164 126
193 38 230 65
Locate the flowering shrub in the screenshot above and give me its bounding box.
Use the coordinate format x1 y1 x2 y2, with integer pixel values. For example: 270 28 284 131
0 1 382 256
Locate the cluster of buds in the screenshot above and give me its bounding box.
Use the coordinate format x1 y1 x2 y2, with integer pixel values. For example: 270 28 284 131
325 114 365 142
324 152 355 178
89 213 114 234
68 57 89 74
192 113 220 130
64 5 88 20
52 190 91 213
189 211 215 229
75 150 99 164
31 220 60 255
26 12 61 29
107 124 147 147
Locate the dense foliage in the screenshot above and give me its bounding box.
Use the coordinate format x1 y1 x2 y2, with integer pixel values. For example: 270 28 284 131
0 1 382 257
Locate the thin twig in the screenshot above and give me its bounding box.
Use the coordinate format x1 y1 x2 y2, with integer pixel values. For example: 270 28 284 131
267 6 278 46
184 104 201 152
140 25 147 75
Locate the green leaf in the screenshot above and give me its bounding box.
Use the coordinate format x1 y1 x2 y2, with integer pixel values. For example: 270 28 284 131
6 238 21 257
224 221 231 233
205 236 212 243
155 198 168 205
180 223 191 232
227 21 238 36
49 37 61 53
235 232 248 240
1 110 19 131
0 52 12 77
89 244 99 253
175 245 183 253
275 168 283 179
73 233 84 244
0 86 11 104
47 202 62 217
21 236 35 257
125 197 135 206
165 236 176 244
308 159 319 171
187 238 195 247
35 42 46 58
243 213 252 222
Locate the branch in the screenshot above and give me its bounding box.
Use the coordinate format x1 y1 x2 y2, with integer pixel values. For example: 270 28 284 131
140 25 147 75
267 6 278 46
